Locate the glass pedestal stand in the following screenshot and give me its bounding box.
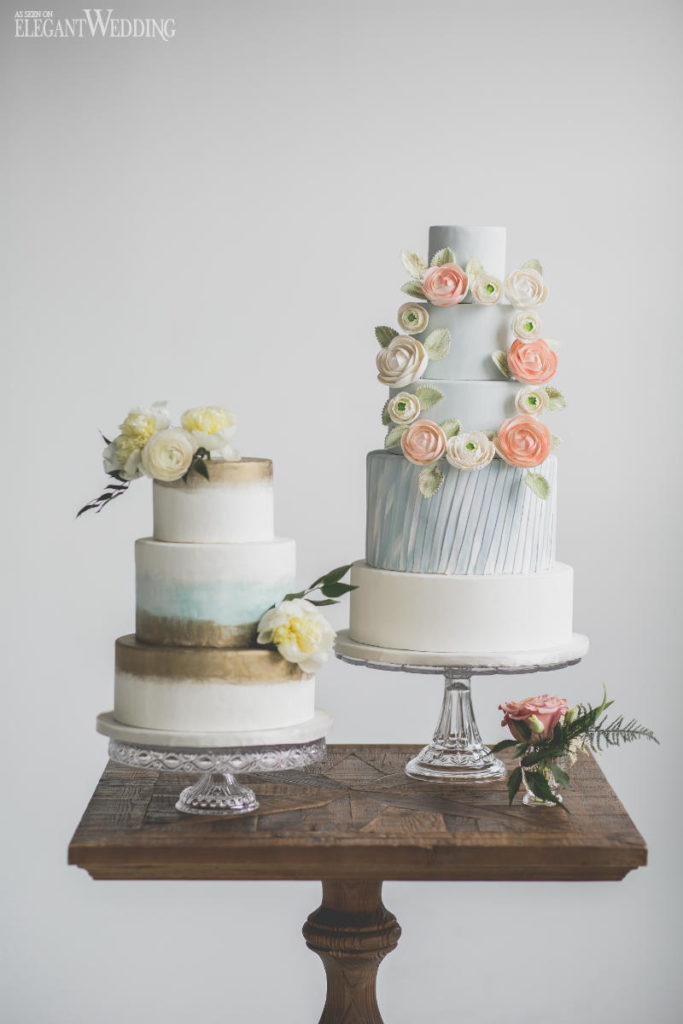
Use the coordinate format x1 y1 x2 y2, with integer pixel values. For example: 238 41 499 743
96 710 331 816
335 631 589 783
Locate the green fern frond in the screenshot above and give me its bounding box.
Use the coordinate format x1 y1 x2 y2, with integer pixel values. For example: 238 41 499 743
587 714 659 752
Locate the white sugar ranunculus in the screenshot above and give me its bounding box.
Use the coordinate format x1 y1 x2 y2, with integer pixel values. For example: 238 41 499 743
445 431 495 471
257 598 335 674
387 392 421 425
512 310 542 341
515 385 551 416
376 336 429 387
103 400 172 480
505 268 548 307
471 274 503 305
397 302 429 334
141 428 197 482
181 406 239 460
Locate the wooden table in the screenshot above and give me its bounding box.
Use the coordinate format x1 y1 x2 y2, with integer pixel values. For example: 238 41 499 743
69 744 647 1024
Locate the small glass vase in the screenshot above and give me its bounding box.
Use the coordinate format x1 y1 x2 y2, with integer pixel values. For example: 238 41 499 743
521 754 570 807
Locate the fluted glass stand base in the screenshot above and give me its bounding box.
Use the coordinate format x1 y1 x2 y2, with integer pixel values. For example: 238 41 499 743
405 673 505 781
176 773 259 816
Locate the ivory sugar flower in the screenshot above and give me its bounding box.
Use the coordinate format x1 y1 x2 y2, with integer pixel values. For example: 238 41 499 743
505 267 548 307
257 598 335 674
397 302 429 334
376 336 429 387
515 385 550 416
471 274 503 305
495 415 552 468
512 310 542 342
499 695 568 742
102 401 171 480
445 431 495 471
400 420 447 466
141 428 197 482
507 338 558 384
181 406 239 459
387 392 421 424
421 263 469 306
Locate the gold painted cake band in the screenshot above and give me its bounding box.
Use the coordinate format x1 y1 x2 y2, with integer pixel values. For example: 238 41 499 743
135 611 257 649
115 634 308 683
153 457 272 491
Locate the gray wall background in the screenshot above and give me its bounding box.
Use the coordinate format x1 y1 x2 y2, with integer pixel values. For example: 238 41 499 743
3 0 681 1020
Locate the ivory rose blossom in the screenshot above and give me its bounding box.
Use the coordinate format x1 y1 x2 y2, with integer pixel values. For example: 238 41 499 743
400 420 447 466
141 428 197 482
505 267 548 307
512 310 542 342
102 401 171 480
495 415 552 468
499 695 568 742
397 302 429 334
422 263 469 306
507 338 557 384
445 431 495 471
257 598 335 674
471 274 503 305
515 385 550 416
376 336 429 387
181 406 239 460
387 392 421 425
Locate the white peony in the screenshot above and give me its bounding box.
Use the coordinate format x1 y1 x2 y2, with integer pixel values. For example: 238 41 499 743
376 336 429 387
141 428 197 482
515 386 551 416
102 400 171 480
505 268 548 307
257 598 335 674
512 310 542 341
471 274 503 305
445 431 495 471
387 392 421 424
181 406 239 460
397 302 429 334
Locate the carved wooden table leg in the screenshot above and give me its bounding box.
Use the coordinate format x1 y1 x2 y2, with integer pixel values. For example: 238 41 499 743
303 879 401 1024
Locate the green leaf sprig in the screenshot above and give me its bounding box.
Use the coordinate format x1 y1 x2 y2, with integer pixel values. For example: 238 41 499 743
283 563 358 607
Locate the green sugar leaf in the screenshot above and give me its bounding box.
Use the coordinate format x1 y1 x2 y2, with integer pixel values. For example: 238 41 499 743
423 327 451 360
440 418 460 439
401 250 427 280
375 325 399 348
544 385 567 410
384 424 407 449
525 472 550 500
430 247 456 267
401 279 427 300
551 433 563 450
381 399 392 426
522 258 544 276
414 385 444 411
492 351 511 379
418 464 444 498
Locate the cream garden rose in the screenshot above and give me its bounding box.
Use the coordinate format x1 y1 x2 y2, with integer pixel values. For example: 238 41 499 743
505 267 548 307
257 598 335 674
445 431 495 471
512 310 542 341
376 336 429 387
141 428 197 482
471 274 503 305
397 302 429 334
102 401 171 480
181 406 239 460
387 392 421 424
515 386 550 416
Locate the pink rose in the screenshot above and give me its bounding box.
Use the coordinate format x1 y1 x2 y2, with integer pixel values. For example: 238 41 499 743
507 338 558 384
422 263 469 307
499 695 568 741
401 419 447 466
495 415 552 468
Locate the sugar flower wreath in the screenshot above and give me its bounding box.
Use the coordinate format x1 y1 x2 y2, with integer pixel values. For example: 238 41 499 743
373 250 567 500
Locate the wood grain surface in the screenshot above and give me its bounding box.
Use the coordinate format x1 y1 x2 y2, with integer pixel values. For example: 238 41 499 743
68 744 646 882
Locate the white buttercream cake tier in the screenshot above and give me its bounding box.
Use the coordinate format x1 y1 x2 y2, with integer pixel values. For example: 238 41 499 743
348 560 573 654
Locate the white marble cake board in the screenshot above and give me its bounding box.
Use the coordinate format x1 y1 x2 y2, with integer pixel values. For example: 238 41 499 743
335 629 589 674
96 708 333 750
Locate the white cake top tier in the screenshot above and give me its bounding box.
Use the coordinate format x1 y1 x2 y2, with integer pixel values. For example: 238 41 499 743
428 225 506 280
152 457 275 543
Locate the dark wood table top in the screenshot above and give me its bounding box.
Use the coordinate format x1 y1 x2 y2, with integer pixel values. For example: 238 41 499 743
68 744 647 882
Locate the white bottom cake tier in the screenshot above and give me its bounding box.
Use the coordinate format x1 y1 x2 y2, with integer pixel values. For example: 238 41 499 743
113 635 314 733
349 560 574 655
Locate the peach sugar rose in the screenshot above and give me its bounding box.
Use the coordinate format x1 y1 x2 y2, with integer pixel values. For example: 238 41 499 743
421 263 469 306
400 419 447 466
507 338 557 384
495 415 552 468
499 695 568 742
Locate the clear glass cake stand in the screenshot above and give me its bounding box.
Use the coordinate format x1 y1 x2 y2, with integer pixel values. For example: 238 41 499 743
96 711 331 816
335 631 589 783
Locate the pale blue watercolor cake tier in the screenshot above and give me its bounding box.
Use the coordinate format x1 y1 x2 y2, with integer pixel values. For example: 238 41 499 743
365 451 557 575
